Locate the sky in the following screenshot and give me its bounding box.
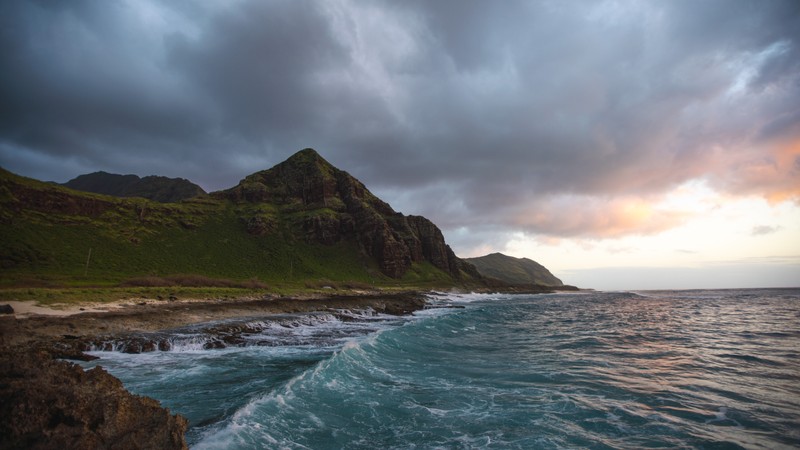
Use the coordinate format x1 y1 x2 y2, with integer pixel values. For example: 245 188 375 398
1 0 798 290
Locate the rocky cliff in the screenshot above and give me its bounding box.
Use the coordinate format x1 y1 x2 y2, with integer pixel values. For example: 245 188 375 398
218 148 479 280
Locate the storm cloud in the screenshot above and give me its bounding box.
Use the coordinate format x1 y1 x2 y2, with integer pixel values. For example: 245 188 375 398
1 0 798 253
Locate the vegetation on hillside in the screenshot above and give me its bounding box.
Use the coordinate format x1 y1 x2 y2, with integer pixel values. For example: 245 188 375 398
465 252 564 287
0 152 476 292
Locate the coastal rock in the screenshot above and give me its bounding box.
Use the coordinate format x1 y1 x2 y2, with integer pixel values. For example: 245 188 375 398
0 348 188 449
0 304 13 314
78 293 430 353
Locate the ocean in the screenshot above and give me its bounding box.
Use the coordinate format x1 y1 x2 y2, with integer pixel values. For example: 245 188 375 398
80 289 800 449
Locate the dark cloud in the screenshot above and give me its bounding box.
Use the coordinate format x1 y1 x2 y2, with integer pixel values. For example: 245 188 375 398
1 0 798 251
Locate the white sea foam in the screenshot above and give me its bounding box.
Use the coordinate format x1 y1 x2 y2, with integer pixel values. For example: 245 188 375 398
427 291 504 303
165 335 211 352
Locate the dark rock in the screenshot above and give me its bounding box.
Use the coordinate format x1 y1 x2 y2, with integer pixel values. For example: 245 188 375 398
120 340 142 354
50 345 99 362
203 340 226 350
302 212 341 244
244 214 277 235
0 304 13 314
141 341 157 352
405 215 467 278
0 348 188 449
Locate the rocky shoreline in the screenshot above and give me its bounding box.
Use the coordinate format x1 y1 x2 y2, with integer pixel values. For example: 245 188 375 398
0 347 189 450
0 291 428 449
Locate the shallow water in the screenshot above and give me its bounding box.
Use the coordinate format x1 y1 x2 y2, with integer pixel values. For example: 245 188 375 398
81 289 800 449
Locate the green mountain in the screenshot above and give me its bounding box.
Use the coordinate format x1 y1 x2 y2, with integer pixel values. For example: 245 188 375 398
63 171 206 203
0 149 481 288
465 252 563 287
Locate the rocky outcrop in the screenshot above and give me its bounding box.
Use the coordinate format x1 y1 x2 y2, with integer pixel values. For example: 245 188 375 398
405 215 461 277
0 347 188 449
71 293 429 354
63 171 205 203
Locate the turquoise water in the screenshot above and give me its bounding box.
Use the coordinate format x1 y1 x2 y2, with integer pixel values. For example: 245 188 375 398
82 289 800 449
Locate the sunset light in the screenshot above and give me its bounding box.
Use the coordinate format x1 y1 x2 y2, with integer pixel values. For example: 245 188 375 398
2 1 799 448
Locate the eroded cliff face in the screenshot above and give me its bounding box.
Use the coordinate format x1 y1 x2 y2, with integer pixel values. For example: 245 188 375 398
220 148 476 279
0 348 188 450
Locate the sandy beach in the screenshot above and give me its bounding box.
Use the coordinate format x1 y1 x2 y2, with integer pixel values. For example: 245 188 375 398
3 300 127 317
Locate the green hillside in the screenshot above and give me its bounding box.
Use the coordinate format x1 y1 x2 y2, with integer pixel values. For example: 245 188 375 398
0 150 479 289
465 252 563 287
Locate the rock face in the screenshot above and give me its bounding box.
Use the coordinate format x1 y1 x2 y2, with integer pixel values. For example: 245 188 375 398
63 171 205 203
219 148 478 279
0 348 188 449
465 252 563 286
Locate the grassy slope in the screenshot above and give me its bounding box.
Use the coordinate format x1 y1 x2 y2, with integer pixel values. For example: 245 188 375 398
465 253 563 286
0 168 457 292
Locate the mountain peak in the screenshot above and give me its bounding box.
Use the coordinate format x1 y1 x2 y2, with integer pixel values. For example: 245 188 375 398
292 147 323 160
277 148 335 176
214 148 479 279
221 148 352 207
